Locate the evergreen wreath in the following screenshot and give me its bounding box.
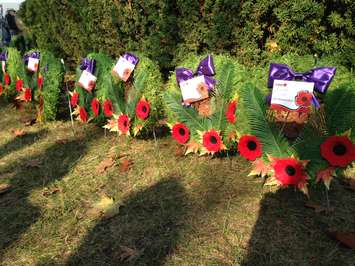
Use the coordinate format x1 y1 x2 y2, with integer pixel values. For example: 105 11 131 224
164 54 246 155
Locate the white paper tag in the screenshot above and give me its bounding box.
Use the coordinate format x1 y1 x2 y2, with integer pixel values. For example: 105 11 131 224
28 57 39 72
113 56 136 81
271 80 314 111
179 76 209 103
1 61 5 73
78 70 97 91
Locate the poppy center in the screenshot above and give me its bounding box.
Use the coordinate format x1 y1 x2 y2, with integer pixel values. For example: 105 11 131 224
285 165 296 176
333 144 346 156
142 106 147 113
247 141 257 151
210 135 218 144
301 96 308 102
178 128 186 136
123 120 127 127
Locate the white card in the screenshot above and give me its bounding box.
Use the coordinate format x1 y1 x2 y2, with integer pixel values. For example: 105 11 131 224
271 80 314 111
28 57 39 72
1 61 5 73
113 56 136 81
179 76 209 103
78 70 97 91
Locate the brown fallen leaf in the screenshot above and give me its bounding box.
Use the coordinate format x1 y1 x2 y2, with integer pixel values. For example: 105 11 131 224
174 146 185 157
0 184 11 195
326 230 355 249
119 159 133 172
42 187 62 197
96 158 114 174
10 128 26 137
119 245 140 262
305 201 334 213
24 159 42 168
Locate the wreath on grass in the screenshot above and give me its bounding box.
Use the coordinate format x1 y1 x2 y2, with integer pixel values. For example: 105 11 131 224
72 52 163 136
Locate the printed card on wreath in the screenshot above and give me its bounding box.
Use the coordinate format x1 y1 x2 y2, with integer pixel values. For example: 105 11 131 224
78 70 97 92
179 75 209 104
27 57 39 72
271 80 314 112
112 56 136 82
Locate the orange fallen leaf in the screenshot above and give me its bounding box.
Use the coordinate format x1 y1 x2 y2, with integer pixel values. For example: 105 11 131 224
96 158 114 174
119 159 133 172
326 230 355 249
11 128 26 137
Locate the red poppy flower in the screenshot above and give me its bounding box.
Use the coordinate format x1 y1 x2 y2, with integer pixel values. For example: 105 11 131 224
16 79 24 92
238 135 262 161
70 91 79 107
226 100 237 123
4 73 10 86
23 88 32 102
0 83 3 95
37 74 43 88
103 99 114 117
295 91 313 107
136 99 150 120
79 107 88 122
172 123 190 144
320 136 354 167
272 158 307 186
117 114 130 134
91 98 100 117
202 130 224 153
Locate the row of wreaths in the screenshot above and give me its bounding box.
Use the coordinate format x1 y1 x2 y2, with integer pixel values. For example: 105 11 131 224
0 48 354 195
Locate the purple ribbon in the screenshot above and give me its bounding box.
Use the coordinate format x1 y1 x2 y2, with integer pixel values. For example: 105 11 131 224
0 51 8 61
23 52 40 65
122 53 139 66
176 55 216 91
80 58 96 74
268 63 336 94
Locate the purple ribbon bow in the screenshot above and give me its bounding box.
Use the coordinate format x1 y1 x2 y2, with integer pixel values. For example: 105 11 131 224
23 52 40 65
0 51 8 61
123 52 139 66
268 63 336 94
80 58 96 74
176 55 216 91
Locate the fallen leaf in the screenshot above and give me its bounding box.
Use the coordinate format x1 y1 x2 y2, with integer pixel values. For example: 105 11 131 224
24 159 42 168
87 196 121 220
10 128 26 137
96 158 114 174
119 245 140 262
174 146 185 157
305 201 334 213
119 159 133 172
0 184 11 195
42 187 62 197
326 230 355 249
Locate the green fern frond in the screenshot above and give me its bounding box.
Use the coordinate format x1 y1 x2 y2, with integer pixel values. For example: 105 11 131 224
240 83 295 158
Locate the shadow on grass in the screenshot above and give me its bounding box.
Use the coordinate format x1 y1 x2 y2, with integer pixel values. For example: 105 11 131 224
241 187 355 265
0 129 48 160
67 177 187 266
0 138 88 254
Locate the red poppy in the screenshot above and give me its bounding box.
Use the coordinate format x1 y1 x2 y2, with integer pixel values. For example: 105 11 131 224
295 91 313 107
79 107 88 122
0 83 3 95
320 135 354 167
202 130 224 153
4 73 10 86
16 79 24 92
23 88 32 102
117 114 130 134
37 74 43 88
91 98 100 117
226 100 237 123
136 99 150 120
172 123 190 144
272 158 307 186
103 99 114 117
70 91 79 107
238 135 262 161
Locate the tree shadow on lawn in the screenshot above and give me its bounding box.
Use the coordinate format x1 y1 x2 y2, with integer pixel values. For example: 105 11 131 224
241 186 355 265
0 138 89 254
0 129 48 160
67 177 187 266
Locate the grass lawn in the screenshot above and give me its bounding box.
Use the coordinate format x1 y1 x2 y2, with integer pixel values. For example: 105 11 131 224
0 99 354 265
